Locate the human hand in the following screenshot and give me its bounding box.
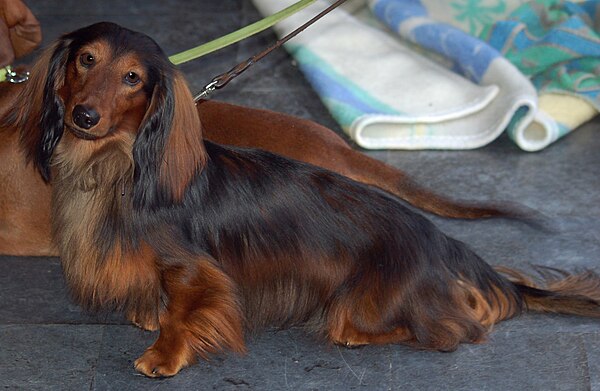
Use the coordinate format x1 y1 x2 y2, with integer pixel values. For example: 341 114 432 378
0 0 41 67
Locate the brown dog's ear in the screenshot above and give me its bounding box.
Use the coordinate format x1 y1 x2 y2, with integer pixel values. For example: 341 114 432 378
133 70 206 210
159 72 206 202
2 39 70 181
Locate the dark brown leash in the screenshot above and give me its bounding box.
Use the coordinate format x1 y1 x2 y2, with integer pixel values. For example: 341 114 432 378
194 0 348 102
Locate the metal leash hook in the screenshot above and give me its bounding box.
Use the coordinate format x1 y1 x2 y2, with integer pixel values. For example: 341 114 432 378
194 79 220 102
193 0 348 102
194 58 256 102
3 65 30 83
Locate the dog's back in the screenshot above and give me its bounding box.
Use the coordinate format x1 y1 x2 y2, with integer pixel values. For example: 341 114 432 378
141 141 545 350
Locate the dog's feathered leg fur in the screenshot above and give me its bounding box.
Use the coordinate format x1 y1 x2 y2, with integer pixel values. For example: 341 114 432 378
135 254 245 377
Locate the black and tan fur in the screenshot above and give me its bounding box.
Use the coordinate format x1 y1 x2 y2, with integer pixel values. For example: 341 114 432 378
4 22 599 378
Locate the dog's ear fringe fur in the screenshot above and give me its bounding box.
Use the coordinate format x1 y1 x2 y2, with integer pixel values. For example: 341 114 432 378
2 40 70 182
160 74 206 202
133 69 206 210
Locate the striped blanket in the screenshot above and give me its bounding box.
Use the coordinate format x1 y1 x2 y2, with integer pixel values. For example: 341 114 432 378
252 0 599 151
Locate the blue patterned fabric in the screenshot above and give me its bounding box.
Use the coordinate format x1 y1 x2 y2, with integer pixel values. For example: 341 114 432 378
252 0 598 151
370 0 600 150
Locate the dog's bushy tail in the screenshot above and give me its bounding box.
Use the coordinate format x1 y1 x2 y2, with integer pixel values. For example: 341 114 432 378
497 266 600 318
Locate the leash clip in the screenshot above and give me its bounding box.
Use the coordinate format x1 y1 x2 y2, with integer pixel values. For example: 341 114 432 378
191 0 347 103
3 66 30 84
194 79 220 102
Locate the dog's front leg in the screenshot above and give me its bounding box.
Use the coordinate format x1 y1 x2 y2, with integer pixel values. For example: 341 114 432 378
134 257 245 378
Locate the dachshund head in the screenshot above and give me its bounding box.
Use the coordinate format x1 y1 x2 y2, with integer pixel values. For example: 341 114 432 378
4 22 205 206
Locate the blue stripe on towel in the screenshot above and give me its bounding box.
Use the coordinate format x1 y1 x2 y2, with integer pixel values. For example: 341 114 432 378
409 24 499 82
371 0 427 25
289 45 401 129
371 0 501 83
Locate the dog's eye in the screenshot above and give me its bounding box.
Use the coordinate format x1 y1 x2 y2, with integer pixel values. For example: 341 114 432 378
124 71 141 86
80 53 95 67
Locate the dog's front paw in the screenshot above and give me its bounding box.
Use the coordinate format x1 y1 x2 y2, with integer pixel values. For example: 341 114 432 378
134 347 189 378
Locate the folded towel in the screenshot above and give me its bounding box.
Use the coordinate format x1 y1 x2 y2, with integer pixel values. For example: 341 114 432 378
251 0 598 151
477 0 600 149
381 0 600 149
370 0 551 150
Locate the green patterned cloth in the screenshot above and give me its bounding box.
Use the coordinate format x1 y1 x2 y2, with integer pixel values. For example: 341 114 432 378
253 0 598 151
373 0 599 150
479 0 600 107
419 0 600 104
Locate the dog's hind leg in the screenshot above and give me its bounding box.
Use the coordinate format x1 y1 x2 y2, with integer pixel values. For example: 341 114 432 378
324 275 498 352
327 308 413 348
326 301 490 352
134 257 245 378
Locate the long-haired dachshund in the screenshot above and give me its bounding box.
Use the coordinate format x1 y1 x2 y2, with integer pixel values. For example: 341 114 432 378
5 22 600 377
0 81 533 258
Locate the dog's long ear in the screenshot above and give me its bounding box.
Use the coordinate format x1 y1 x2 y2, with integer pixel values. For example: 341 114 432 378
133 70 206 210
2 39 71 181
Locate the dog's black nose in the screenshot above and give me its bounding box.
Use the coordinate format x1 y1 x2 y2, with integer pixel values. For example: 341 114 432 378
73 105 100 129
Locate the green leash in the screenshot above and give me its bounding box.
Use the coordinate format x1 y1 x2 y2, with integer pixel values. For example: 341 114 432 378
168 0 315 65
0 0 316 83
2 0 346 88
193 0 347 100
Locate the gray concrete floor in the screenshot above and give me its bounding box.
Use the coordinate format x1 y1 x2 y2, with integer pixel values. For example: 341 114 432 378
1 1 599 389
